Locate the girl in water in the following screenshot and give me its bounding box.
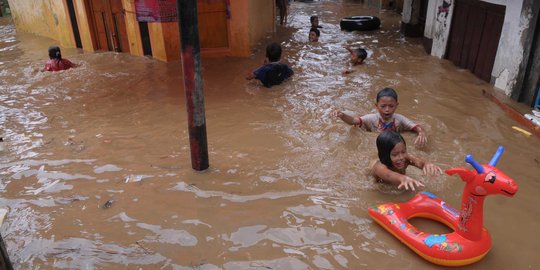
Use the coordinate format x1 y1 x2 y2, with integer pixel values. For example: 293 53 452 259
43 46 77 72
371 131 442 190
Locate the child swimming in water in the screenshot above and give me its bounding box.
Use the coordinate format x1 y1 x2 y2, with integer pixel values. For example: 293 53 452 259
371 131 442 190
332 87 428 148
342 44 367 74
246 42 294 88
309 28 320 42
43 46 77 72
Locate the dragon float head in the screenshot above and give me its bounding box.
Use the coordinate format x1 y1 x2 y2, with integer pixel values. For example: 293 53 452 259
446 146 518 197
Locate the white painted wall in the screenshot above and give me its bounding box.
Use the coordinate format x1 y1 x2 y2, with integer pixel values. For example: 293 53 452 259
493 0 527 95
431 0 454 58
424 0 438 38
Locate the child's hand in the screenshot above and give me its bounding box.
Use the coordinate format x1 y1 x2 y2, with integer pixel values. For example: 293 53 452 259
246 73 255 80
414 132 428 148
398 176 424 191
331 110 344 118
423 162 442 177
342 69 354 75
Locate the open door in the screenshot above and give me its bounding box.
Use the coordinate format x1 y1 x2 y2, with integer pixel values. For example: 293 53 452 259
88 0 130 53
66 0 83 48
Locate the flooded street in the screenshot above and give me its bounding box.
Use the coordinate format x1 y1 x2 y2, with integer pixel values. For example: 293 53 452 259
1 1 539 269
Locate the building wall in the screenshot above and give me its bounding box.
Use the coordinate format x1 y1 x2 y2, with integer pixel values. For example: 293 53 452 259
73 0 95 52
247 0 274 52
8 0 275 61
122 0 144 56
424 0 533 97
8 0 75 48
492 0 526 95
429 0 455 58
227 0 250 57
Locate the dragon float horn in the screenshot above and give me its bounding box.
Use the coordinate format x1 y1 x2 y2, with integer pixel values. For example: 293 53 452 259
465 155 484 174
489 146 504 166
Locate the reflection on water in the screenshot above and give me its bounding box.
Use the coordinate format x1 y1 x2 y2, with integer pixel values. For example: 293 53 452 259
0 1 539 269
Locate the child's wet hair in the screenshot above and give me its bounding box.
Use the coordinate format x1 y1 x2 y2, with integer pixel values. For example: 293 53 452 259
309 28 320 37
48 46 62 60
354 48 367 61
376 131 406 167
310 15 318 24
376 87 398 102
266 42 282 62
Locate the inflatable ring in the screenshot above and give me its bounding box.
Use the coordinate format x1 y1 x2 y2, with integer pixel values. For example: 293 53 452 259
340 16 380 31
368 146 518 266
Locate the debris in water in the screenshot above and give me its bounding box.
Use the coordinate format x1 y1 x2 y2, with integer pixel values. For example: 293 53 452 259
103 199 114 209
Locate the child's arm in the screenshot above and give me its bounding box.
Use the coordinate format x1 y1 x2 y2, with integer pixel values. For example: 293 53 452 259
342 44 353 54
412 125 427 148
407 153 443 177
331 110 362 126
372 162 425 191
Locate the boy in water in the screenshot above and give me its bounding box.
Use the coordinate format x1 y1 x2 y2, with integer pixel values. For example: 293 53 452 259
43 46 77 72
309 28 320 42
342 44 367 74
331 87 428 147
246 42 294 88
310 15 322 28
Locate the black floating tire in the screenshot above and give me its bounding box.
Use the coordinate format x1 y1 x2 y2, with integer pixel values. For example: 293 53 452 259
340 16 381 31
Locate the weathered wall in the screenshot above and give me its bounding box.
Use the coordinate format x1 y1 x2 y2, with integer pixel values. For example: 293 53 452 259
402 0 413 23
248 0 274 55
8 0 277 61
8 0 75 48
492 0 526 95
424 0 437 38
425 0 534 97
430 0 454 58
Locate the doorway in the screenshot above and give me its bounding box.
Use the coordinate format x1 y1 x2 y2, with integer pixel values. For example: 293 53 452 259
446 0 505 82
66 0 82 48
87 0 130 53
139 21 152 56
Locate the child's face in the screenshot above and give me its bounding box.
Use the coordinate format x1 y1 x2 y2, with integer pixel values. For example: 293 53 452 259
390 142 407 170
309 31 319 42
375 96 398 121
311 17 319 27
351 53 363 65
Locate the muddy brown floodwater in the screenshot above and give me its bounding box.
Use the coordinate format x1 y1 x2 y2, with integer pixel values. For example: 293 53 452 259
1 1 539 269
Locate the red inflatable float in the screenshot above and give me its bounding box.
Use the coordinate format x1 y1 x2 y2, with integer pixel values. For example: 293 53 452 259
368 146 518 266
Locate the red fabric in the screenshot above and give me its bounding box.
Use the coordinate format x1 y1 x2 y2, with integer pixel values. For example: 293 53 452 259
44 59 74 72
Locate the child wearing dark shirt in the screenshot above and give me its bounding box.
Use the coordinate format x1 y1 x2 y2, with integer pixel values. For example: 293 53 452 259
246 42 294 88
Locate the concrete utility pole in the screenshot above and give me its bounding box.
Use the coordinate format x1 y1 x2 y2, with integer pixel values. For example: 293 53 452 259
177 0 209 171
